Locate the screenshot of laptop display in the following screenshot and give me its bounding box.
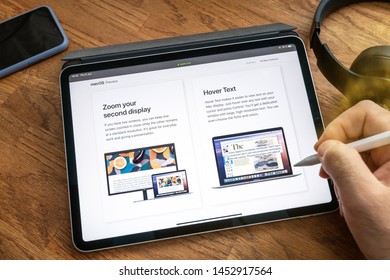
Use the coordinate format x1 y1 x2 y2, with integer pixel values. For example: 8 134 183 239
213 127 294 187
152 170 189 198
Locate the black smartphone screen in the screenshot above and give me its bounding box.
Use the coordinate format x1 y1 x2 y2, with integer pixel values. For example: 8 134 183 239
0 6 66 71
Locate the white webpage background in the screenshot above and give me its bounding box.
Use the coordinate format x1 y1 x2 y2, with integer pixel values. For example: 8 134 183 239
69 48 331 241
92 80 202 223
191 66 306 209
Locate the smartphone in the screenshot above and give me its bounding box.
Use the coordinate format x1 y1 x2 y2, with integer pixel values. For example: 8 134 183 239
0 6 68 78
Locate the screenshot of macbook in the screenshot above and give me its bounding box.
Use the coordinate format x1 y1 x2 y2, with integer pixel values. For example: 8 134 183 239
213 127 297 187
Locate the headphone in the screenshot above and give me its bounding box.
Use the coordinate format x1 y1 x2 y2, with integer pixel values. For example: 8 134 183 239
310 0 390 107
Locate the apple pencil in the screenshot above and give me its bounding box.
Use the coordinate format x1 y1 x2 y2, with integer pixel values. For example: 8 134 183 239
294 130 390 167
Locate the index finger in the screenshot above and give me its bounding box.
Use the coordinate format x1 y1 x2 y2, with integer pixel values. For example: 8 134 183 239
315 100 390 149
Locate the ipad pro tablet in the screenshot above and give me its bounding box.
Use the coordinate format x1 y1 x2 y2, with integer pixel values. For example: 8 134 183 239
60 34 337 251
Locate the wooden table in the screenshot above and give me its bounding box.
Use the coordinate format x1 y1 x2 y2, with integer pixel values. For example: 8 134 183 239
1 0 389 260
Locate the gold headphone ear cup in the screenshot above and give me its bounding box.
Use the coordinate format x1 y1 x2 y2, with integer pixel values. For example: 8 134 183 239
350 46 390 79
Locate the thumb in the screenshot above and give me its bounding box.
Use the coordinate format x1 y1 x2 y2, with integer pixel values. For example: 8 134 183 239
317 140 379 202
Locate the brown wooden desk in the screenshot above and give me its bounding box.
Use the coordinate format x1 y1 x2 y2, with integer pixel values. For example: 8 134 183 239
1 0 389 260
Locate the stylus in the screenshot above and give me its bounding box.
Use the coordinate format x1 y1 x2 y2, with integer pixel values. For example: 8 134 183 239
294 130 390 167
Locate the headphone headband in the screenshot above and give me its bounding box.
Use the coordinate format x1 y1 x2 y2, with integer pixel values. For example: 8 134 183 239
310 0 390 106
311 0 378 42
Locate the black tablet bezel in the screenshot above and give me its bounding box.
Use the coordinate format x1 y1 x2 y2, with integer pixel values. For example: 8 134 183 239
60 35 338 252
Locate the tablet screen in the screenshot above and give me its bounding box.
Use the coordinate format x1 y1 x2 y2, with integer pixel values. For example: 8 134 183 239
61 35 337 251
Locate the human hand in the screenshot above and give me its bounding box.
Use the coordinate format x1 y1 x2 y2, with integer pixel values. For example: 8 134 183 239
314 100 390 259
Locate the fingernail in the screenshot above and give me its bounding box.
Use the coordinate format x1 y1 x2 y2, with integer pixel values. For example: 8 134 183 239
317 140 339 162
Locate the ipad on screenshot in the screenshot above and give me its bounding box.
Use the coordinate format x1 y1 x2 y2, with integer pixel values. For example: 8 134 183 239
60 35 337 251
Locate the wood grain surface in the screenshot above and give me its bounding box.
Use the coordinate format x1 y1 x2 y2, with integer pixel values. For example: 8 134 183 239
1 0 389 260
